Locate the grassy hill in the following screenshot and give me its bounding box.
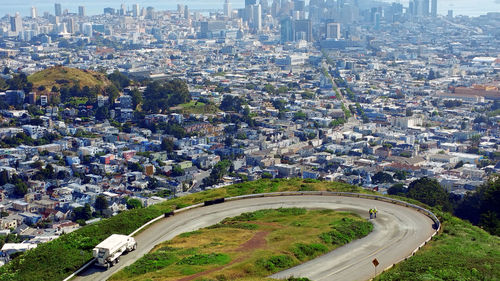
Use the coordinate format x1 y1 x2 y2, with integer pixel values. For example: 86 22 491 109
28 66 111 90
109 208 372 281
0 179 498 281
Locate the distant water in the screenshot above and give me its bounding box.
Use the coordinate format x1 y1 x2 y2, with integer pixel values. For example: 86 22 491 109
1 0 498 17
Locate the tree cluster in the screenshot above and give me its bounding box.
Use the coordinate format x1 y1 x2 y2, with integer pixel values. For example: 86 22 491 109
220 95 244 112
203 160 232 187
142 80 191 113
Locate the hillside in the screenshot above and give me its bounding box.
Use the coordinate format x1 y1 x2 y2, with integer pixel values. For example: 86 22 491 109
0 179 498 281
28 66 112 90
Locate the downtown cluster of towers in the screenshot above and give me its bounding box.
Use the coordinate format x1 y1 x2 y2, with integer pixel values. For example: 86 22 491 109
8 0 442 43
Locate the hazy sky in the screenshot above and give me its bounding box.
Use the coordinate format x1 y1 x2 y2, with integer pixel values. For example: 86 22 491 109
1 0 498 17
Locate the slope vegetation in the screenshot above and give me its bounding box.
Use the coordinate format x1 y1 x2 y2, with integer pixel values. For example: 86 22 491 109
28 66 111 90
109 208 372 281
0 179 498 281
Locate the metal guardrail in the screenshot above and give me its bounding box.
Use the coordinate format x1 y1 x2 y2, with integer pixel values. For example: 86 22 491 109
63 191 440 281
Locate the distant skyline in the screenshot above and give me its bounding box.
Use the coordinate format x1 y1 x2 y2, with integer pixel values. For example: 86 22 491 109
1 0 498 17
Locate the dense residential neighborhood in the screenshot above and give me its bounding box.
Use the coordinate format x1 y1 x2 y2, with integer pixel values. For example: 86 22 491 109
0 0 498 273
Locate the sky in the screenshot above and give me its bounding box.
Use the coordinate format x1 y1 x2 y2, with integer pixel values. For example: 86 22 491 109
1 0 498 17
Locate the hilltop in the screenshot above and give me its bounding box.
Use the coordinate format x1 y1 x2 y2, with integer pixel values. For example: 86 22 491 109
28 66 112 91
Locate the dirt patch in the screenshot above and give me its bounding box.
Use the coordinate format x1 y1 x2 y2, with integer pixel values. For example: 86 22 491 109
236 231 270 252
177 231 270 281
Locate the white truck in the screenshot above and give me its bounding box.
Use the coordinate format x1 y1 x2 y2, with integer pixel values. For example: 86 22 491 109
93 234 137 269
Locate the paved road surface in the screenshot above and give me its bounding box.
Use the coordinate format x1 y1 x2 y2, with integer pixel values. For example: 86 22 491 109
74 195 435 281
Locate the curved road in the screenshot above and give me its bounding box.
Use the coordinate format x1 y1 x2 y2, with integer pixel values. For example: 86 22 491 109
75 195 435 281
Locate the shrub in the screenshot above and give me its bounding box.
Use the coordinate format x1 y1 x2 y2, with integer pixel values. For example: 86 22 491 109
177 253 230 266
292 243 328 261
122 251 177 276
257 255 295 272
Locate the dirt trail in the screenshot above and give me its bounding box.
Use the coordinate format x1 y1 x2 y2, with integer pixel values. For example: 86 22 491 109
177 231 270 281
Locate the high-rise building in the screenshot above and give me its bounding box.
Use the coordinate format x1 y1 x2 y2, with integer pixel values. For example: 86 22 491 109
82 23 93 37
326 22 341 39
31 7 37 19
132 4 139 17
120 4 126 16
245 0 257 6
294 19 312 42
146 7 155 19
253 4 262 31
271 0 281 17
104 7 115 15
184 5 189 19
78 6 85 17
224 0 232 18
431 0 437 17
280 17 294 43
294 0 306 11
65 18 75 33
10 13 23 34
245 0 257 22
54 3 62 16
422 0 430 16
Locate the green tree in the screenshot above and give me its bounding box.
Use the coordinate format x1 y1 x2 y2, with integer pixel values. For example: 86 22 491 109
393 170 408 180
95 106 110 121
147 177 158 190
293 111 307 121
262 172 273 179
220 95 243 112
143 80 191 113
126 198 143 209
106 85 120 105
107 70 130 90
203 160 231 187
388 183 407 196
131 89 143 109
95 195 109 213
72 203 92 221
161 138 174 153
455 176 500 235
171 165 184 177
14 181 28 197
0 170 8 186
407 177 452 211
372 172 394 184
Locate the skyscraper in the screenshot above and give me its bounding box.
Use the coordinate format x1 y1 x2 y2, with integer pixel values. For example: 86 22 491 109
184 5 189 20
431 0 437 17
31 6 37 19
280 17 294 43
253 4 262 31
54 3 62 17
422 0 430 16
133 4 140 18
10 13 23 34
224 0 232 18
326 22 341 39
245 0 257 6
294 19 312 42
78 6 85 17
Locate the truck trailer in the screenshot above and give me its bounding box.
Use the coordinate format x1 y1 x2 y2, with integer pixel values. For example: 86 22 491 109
93 234 137 268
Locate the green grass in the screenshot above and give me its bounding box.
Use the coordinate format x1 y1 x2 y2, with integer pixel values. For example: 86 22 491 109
110 208 372 281
0 179 363 281
376 211 500 281
174 100 220 114
177 253 231 266
1 178 498 281
28 66 111 90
